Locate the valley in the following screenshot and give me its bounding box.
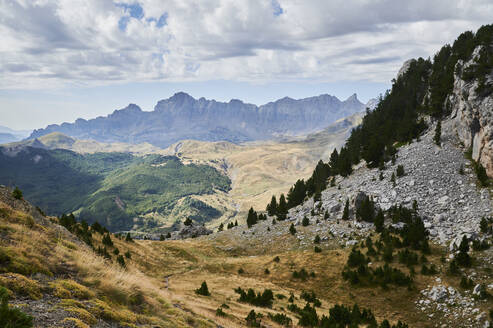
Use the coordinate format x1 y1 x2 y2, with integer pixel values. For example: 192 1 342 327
0 113 361 234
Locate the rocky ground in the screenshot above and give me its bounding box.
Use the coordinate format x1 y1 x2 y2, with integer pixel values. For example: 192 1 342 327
207 119 493 327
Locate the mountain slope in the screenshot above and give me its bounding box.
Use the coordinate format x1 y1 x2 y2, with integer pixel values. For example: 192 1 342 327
29 93 369 148
0 147 230 232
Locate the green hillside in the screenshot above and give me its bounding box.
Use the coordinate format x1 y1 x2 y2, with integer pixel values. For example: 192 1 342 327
0 146 231 231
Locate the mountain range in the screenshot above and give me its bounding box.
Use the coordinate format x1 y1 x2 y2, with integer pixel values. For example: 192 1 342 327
0 125 31 144
29 93 373 148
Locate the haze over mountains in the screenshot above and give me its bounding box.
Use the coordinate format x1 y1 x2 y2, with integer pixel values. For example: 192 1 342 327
0 126 31 144
29 92 373 148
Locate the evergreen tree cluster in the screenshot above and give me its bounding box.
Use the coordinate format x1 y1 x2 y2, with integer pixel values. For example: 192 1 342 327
246 207 267 228
274 24 493 185
267 312 292 326
234 287 274 307
342 202 434 289
288 302 408 328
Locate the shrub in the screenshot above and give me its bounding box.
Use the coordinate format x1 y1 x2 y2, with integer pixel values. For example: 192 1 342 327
273 256 280 263
264 268 270 275
216 307 226 317
12 187 23 200
0 287 33 328
184 218 193 226
314 246 322 253
314 235 321 244
245 309 260 327
235 287 274 307
268 312 292 326
302 216 310 226
433 120 441 146
238 268 244 274
396 165 405 177
289 224 297 235
102 234 113 247
124 251 131 259
116 255 126 268
300 291 321 307
125 232 133 242
292 268 309 281
195 281 210 296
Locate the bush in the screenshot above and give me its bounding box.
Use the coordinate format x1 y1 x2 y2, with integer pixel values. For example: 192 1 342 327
102 234 113 247
195 281 210 296
216 307 226 317
314 246 322 253
396 165 405 177
245 309 260 327
235 287 274 307
12 187 23 200
289 224 297 235
0 286 33 328
268 312 292 326
116 255 126 268
292 268 309 281
434 121 441 146
273 256 280 263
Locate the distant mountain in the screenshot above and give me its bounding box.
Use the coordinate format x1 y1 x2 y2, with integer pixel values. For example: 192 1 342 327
29 93 369 148
0 125 31 144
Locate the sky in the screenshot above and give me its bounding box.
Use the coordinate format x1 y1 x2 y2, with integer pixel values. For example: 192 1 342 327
1 0 492 130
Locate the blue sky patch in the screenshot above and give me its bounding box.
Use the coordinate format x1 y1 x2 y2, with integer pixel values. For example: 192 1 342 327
271 0 284 16
116 3 144 30
147 12 168 28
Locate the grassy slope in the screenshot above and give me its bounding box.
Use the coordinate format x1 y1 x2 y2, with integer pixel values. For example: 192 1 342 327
1 187 492 327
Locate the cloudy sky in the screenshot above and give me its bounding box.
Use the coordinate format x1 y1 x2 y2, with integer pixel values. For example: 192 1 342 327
1 0 492 130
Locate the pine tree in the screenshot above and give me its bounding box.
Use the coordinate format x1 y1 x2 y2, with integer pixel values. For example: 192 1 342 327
195 281 210 296
184 217 193 226
329 148 339 173
160 234 165 241
289 223 297 235
218 223 224 232
374 209 384 232
267 195 278 216
434 120 441 146
342 199 350 220
277 194 288 220
117 255 126 267
102 233 113 247
246 208 258 228
302 216 310 226
314 235 321 244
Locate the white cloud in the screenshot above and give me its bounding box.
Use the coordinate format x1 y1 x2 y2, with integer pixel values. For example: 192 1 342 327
0 0 492 89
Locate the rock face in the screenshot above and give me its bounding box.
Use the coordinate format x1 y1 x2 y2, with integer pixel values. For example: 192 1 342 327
448 46 493 177
174 224 212 239
29 92 369 148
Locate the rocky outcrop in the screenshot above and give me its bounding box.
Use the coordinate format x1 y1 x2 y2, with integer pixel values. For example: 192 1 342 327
174 224 212 239
448 46 493 177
